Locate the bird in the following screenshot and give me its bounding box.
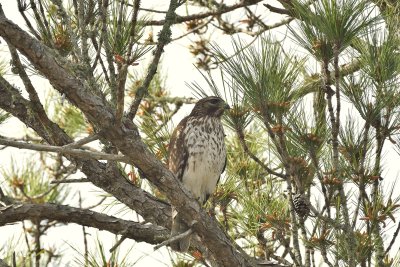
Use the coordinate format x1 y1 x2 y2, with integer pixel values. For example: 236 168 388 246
168 96 230 252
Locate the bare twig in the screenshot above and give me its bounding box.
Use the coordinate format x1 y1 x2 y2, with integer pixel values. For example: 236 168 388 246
62 134 99 149
50 178 89 184
6 43 46 118
144 0 263 26
109 234 128 253
263 4 291 16
79 193 89 266
154 228 193 250
16 0 41 39
0 138 130 163
98 0 117 93
385 218 400 255
84 196 107 209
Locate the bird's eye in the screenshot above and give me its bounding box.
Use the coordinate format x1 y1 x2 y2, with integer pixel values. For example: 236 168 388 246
209 98 220 105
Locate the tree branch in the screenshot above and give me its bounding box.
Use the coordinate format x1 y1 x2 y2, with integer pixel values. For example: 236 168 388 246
0 137 130 163
62 134 99 149
143 0 263 26
0 203 168 245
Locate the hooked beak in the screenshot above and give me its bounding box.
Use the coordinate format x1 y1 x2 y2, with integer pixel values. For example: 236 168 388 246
224 103 231 110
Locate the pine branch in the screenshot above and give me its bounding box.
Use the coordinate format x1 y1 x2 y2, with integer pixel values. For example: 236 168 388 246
0 203 168 244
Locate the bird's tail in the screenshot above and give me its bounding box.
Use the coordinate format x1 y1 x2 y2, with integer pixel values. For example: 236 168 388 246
170 206 191 252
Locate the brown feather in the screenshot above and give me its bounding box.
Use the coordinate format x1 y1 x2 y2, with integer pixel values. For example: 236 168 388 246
168 96 229 252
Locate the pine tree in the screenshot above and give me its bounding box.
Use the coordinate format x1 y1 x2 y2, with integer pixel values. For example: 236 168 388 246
0 1 400 266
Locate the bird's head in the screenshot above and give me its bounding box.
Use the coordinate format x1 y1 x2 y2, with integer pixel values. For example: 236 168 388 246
190 96 230 117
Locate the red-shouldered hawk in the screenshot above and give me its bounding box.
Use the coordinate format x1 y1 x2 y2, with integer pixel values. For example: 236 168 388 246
168 96 229 252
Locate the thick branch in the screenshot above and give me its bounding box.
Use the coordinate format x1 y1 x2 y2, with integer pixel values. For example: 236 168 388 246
0 76 171 229
0 203 168 244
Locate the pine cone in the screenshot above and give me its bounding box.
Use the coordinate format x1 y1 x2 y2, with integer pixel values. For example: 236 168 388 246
293 193 310 218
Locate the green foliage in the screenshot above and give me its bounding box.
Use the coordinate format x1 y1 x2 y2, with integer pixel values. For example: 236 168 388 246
357 29 400 86
0 56 7 76
289 0 379 60
1 158 69 204
211 37 304 124
107 1 151 58
133 72 173 164
0 110 10 125
71 237 134 267
47 92 90 138
213 128 290 253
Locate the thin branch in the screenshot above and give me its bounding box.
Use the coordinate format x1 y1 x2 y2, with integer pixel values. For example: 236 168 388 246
62 134 99 149
115 0 142 126
79 192 88 266
309 205 346 231
50 178 90 184
154 228 193 250
84 196 107 209
385 217 400 255
109 234 128 253
0 138 130 163
0 203 168 245
263 4 291 16
78 0 93 75
169 17 213 42
98 0 117 94
6 43 46 116
16 0 41 39
127 0 180 120
143 0 263 26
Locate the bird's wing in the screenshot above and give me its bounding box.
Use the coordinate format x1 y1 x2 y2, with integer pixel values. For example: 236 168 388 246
168 117 189 181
